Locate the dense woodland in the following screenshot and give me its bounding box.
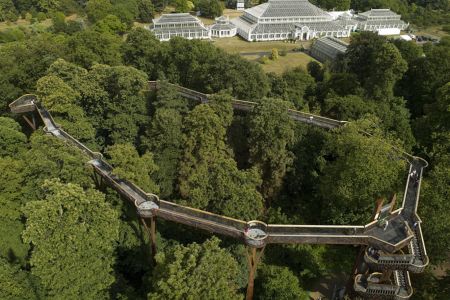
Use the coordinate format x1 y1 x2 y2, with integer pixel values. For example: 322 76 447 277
0 0 449 299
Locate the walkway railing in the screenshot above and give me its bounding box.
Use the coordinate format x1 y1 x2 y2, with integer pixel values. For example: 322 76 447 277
11 84 429 299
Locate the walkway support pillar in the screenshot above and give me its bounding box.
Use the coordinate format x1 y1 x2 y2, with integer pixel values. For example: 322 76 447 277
140 217 157 264
150 216 157 260
23 114 36 131
92 170 103 189
380 269 393 283
345 246 366 297
245 246 265 300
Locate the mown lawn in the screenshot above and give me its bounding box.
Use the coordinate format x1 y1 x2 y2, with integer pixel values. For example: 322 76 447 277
0 18 52 31
0 14 80 32
242 52 319 74
414 25 449 38
213 36 311 54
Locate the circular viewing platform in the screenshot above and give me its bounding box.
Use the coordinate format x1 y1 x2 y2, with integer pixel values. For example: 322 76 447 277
136 194 160 218
244 220 268 248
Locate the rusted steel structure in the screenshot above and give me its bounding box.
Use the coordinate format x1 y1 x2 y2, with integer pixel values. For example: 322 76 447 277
10 83 428 299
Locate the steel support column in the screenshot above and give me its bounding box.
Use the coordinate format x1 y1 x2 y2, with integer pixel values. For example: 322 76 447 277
245 246 265 300
23 114 36 131
141 217 157 264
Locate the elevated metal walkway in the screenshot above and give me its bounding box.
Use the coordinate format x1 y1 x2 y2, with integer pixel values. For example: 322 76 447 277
10 83 429 299
354 270 413 300
148 81 347 129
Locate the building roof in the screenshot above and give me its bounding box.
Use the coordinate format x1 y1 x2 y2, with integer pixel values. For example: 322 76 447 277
245 0 331 19
359 19 407 26
216 15 229 23
210 23 236 31
252 23 296 34
153 13 201 24
313 36 348 53
230 17 257 33
328 10 353 20
243 20 347 34
152 27 209 34
359 9 400 18
298 20 347 32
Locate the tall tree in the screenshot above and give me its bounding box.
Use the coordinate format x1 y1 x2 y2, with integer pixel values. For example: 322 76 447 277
122 28 162 80
137 0 155 23
197 0 223 18
0 34 66 113
142 108 183 198
0 117 27 157
0 258 40 300
36 75 96 144
20 133 93 203
254 264 309 300
248 98 294 200
106 143 159 193
178 104 230 203
65 29 123 68
322 94 375 121
280 67 315 109
148 237 241 300
319 117 405 224
345 32 407 98
23 180 120 299
86 0 112 23
140 82 188 197
398 44 450 117
178 103 263 219
419 155 450 264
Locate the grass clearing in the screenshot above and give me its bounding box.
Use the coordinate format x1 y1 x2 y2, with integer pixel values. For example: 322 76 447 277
0 14 80 32
242 52 318 74
197 16 215 25
414 25 449 38
222 8 244 19
213 36 311 54
0 18 52 31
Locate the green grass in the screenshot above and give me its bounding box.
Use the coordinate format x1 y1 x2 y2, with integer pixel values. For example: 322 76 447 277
243 52 319 74
0 18 52 31
414 25 449 38
0 14 80 32
213 36 311 54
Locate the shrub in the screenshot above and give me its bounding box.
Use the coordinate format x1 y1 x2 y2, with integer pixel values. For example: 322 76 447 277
270 48 279 60
259 55 269 64
443 25 450 33
36 12 47 22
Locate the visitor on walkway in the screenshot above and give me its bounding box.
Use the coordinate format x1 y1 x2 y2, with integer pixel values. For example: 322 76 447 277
384 220 389 231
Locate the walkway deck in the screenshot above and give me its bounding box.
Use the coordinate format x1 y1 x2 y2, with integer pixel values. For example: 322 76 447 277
10 84 429 299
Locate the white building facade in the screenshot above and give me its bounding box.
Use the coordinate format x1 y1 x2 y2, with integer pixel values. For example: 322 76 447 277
354 9 408 33
231 0 352 42
237 0 245 11
150 13 210 41
210 16 237 38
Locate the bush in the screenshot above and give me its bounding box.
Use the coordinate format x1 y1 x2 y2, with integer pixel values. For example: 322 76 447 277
443 25 450 33
5 11 18 22
259 55 269 64
36 12 47 22
270 48 279 60
25 12 33 22
279 49 287 56
197 0 223 18
0 27 26 43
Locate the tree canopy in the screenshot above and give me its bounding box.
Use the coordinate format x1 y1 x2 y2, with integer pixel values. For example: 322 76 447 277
23 180 120 299
148 237 241 300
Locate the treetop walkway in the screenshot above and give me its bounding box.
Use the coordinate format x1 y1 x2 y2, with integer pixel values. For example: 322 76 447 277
10 82 429 300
